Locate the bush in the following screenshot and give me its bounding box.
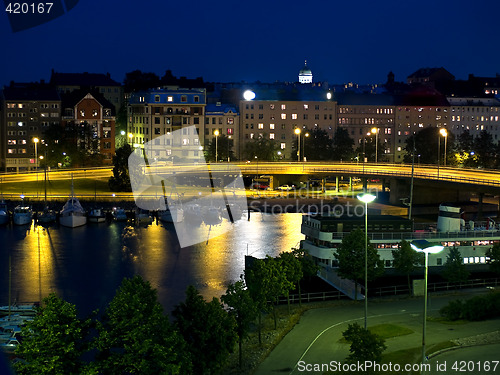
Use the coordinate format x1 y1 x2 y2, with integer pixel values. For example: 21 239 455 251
439 299 464 321
440 292 500 321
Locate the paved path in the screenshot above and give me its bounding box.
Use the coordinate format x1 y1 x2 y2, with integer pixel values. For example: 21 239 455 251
253 291 500 375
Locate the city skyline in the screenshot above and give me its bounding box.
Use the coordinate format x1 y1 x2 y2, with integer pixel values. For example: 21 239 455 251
1 0 500 88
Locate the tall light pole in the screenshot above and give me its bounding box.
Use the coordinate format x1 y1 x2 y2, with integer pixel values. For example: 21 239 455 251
294 128 301 162
357 193 376 329
371 127 378 163
214 129 219 163
440 128 448 167
410 240 444 364
128 133 133 145
303 132 309 162
33 137 39 171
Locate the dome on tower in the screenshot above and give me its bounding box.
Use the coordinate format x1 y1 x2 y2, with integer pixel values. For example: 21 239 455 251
298 60 313 84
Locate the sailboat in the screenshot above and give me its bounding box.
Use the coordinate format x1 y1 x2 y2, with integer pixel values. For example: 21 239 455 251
37 167 56 224
59 177 87 228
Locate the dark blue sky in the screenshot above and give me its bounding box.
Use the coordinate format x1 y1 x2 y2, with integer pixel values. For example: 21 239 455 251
1 0 499 88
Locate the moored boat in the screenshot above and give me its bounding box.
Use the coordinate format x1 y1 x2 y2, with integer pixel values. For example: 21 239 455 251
112 207 128 222
0 200 9 226
88 208 106 223
37 206 57 224
13 205 32 226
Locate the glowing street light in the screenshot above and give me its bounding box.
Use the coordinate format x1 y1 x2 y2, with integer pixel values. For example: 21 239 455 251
440 128 448 167
294 128 301 162
357 192 376 329
410 240 444 364
214 129 219 163
371 127 379 163
33 137 39 171
437 128 448 177
128 133 134 145
303 132 309 162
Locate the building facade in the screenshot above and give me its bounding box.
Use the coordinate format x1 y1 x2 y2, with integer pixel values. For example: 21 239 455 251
448 97 500 141
205 103 239 160
1 83 61 172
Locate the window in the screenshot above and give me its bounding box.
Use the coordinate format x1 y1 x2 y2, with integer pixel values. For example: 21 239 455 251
280 143 286 149
194 96 199 102
281 104 286 110
181 96 187 102
227 117 234 125
155 95 160 102
304 104 309 110
155 128 161 135
292 114 298 120
270 123 275 129
167 96 173 102
270 133 275 139
281 113 286 120
227 128 234 135
92 109 98 117
270 104 275 110
258 123 264 129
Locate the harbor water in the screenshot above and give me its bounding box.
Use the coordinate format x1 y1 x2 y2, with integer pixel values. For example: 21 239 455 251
0 213 304 316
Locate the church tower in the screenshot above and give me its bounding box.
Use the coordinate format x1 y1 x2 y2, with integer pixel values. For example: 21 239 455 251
298 60 313 84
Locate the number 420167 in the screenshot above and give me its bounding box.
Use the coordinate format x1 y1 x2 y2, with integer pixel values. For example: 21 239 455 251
5 3 53 14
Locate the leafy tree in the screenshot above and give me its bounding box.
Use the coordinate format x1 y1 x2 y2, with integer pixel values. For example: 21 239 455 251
404 127 454 165
334 229 384 300
15 293 92 375
205 133 235 162
108 144 133 192
278 251 303 312
93 276 190 375
242 135 280 161
455 130 478 168
221 278 258 368
473 130 496 168
265 256 294 329
292 128 332 161
342 323 386 366
485 243 500 275
442 247 470 285
173 285 237 375
356 133 385 163
331 127 355 161
392 240 424 295
291 248 320 306
114 104 128 149
244 258 271 344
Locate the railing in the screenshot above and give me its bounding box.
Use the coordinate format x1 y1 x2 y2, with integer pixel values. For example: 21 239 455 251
329 230 500 241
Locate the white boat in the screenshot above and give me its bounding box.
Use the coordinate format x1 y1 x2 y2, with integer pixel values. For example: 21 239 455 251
13 205 32 226
88 208 106 223
159 204 184 223
0 200 9 226
59 179 86 228
0 302 39 316
112 207 128 222
135 209 153 225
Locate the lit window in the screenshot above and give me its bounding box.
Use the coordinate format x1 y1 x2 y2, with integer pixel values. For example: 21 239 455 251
292 114 298 119
258 123 264 129
304 104 308 110
281 114 286 120
167 96 173 102
280 143 286 149
270 133 275 139
270 123 275 129
281 104 286 110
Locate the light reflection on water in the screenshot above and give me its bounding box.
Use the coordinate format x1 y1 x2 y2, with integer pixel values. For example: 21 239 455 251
0 213 304 315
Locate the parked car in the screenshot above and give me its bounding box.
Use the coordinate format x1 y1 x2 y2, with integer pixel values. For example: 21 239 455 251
251 183 269 190
276 185 293 191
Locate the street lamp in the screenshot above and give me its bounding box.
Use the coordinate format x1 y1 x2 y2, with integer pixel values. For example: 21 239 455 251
214 129 219 163
371 127 379 163
440 128 448 167
294 128 301 162
303 132 309 162
33 137 39 171
357 192 376 329
410 240 444 364
128 133 133 145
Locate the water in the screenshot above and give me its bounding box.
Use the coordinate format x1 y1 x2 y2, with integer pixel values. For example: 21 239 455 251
0 213 304 316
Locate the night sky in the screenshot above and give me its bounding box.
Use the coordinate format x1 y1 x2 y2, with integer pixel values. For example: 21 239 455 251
1 0 500 88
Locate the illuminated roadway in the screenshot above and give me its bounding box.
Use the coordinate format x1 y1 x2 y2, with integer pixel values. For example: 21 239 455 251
2 163 500 189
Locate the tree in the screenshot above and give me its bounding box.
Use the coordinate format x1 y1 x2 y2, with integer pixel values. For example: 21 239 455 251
173 285 237 375
221 278 258 368
473 130 496 168
292 128 332 161
278 251 303 312
204 134 235 162
392 240 424 295
485 243 500 275
455 130 477 167
15 293 92 375
331 127 355 161
404 127 455 165
242 135 280 161
342 323 386 366
108 144 133 192
291 248 320 306
442 247 470 285
94 276 190 375
334 229 384 300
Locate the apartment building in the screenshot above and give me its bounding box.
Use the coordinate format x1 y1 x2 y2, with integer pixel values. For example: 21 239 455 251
1 82 61 172
205 103 239 160
448 97 500 141
61 90 116 164
127 88 206 162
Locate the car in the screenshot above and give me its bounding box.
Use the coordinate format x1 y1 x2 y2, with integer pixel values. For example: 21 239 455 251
251 183 269 190
276 185 293 191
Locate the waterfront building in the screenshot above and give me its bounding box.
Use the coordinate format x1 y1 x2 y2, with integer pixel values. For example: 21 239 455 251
0 82 61 172
127 88 206 162
61 90 116 164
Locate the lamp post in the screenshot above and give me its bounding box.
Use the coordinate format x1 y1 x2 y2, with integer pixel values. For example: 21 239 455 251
303 132 309 162
371 127 378 163
33 137 39 171
440 128 448 167
357 193 376 329
294 128 301 162
214 129 219 163
128 133 133 145
410 240 444 364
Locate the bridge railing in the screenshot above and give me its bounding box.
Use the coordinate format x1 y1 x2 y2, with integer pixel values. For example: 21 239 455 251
330 230 500 241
